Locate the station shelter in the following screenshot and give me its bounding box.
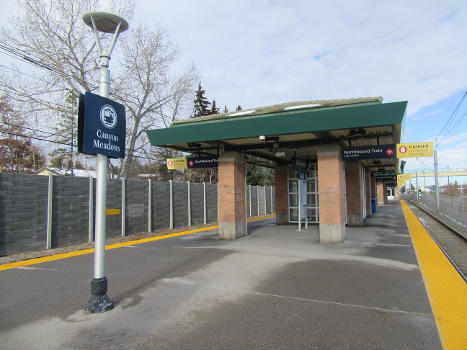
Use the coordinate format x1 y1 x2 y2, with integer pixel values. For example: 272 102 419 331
146 97 407 243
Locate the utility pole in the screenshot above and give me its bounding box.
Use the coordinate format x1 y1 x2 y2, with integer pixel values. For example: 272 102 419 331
434 150 440 211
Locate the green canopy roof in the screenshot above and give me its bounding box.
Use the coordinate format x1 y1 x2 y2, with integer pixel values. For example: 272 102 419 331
147 98 407 147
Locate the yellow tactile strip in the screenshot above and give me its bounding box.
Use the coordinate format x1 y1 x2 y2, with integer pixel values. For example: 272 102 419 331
0 215 275 272
401 200 467 350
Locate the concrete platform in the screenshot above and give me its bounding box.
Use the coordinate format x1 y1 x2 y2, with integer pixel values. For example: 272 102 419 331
0 202 447 349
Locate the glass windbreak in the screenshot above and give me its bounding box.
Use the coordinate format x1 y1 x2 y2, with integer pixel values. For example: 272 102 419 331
289 180 298 193
307 207 318 221
288 164 319 223
307 179 316 192
289 194 298 207
289 208 298 221
307 193 317 206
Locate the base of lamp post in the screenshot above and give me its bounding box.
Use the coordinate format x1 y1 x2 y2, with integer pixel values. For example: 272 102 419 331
84 277 114 313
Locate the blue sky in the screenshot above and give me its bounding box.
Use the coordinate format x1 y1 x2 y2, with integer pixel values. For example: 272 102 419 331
134 0 466 174
0 0 465 176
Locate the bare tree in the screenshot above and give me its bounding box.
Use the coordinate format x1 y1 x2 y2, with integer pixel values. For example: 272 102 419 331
112 26 197 177
0 0 197 178
0 94 46 173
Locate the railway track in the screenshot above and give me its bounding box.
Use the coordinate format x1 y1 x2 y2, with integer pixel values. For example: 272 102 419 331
405 200 467 282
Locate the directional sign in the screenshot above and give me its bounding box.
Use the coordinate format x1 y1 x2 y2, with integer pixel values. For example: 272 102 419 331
187 157 218 169
342 144 396 161
167 158 187 170
396 142 433 158
78 92 126 158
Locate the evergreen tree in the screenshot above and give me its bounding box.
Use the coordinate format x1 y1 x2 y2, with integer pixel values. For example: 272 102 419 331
192 83 211 118
223 105 229 113
236 105 242 111
210 99 220 115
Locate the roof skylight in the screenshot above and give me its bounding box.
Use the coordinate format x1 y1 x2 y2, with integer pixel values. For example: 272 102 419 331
283 104 321 110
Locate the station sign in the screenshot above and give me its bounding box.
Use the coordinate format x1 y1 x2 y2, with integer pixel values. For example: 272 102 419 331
166 158 187 170
187 156 218 169
342 144 396 161
396 142 433 158
78 92 126 158
375 174 397 182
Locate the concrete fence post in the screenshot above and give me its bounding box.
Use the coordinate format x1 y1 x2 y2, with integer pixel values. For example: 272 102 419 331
121 178 126 237
169 180 174 229
270 185 274 213
187 181 192 226
257 185 260 217
203 182 207 224
249 185 252 217
148 179 152 233
89 176 94 242
264 186 267 215
46 173 53 249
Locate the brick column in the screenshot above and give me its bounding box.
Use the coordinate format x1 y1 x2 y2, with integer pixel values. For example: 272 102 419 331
318 144 346 242
274 164 288 225
376 182 386 205
218 151 246 239
366 170 372 217
394 186 400 200
370 175 376 198
345 162 363 226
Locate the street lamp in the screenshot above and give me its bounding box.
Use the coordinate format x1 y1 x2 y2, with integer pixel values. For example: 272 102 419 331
82 11 128 313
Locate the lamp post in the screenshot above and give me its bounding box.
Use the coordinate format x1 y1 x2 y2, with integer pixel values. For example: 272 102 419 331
82 11 128 313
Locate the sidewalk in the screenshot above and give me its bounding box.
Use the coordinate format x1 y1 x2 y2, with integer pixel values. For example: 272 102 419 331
0 203 448 349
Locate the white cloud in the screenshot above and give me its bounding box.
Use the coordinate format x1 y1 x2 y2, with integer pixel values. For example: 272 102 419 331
133 0 465 116
436 132 467 147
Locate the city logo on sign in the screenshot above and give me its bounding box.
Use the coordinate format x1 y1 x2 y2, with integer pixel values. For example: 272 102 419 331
189 160 195 167
168 160 173 166
399 145 407 154
385 147 394 156
100 104 117 129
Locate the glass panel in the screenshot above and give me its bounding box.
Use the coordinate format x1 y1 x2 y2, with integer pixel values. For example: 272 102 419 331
310 208 317 222
307 194 316 205
289 194 298 207
307 180 316 192
289 180 298 192
289 208 298 221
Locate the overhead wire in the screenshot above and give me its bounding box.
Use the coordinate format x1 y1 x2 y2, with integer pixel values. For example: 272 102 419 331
438 109 467 144
0 43 89 84
435 90 467 146
0 43 166 165
0 127 162 162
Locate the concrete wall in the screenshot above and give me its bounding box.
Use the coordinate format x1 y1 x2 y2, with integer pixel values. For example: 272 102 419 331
0 173 48 255
0 174 275 256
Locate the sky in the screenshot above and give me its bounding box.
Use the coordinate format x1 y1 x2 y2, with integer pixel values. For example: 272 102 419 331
0 0 466 177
